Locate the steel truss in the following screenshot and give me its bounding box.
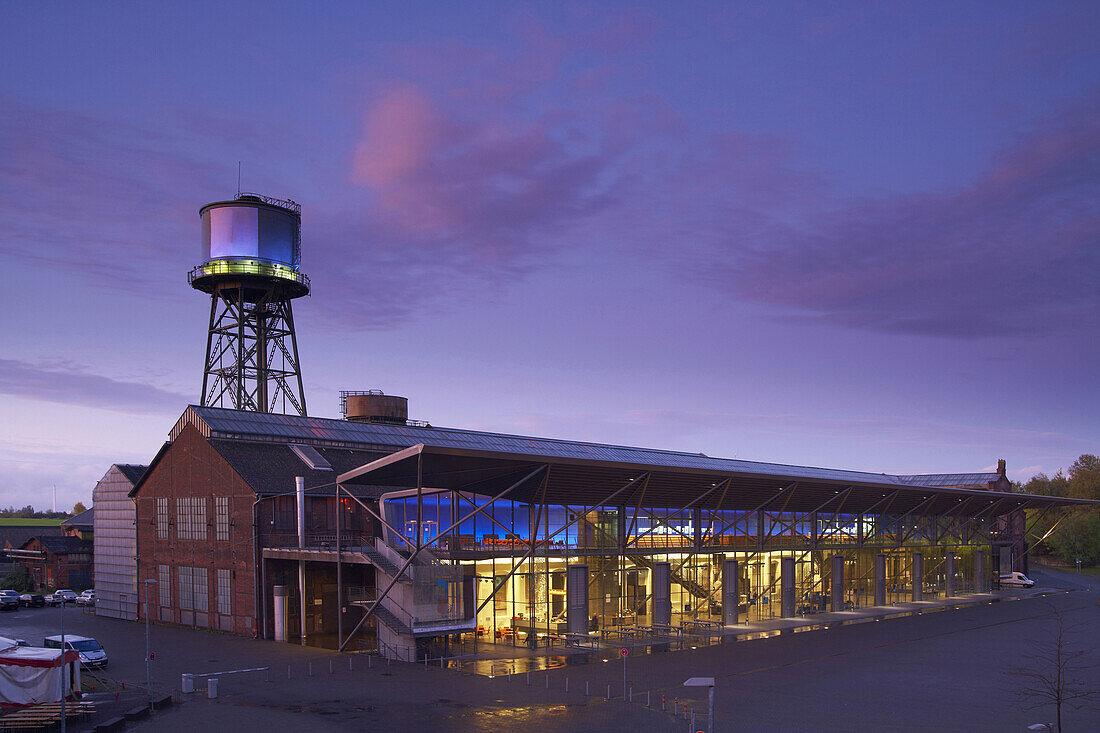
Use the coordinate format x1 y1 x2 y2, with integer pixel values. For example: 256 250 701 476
200 283 306 415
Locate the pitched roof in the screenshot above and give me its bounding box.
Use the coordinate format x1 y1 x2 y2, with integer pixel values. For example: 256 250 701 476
62 508 94 529
205 440 396 497
896 473 1001 488
21 535 92 555
115 464 147 485
173 405 922 489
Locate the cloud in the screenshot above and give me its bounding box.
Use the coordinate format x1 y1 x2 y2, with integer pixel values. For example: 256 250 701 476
682 98 1100 338
0 358 190 414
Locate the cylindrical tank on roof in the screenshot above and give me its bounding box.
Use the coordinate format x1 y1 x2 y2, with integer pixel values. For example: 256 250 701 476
345 393 408 424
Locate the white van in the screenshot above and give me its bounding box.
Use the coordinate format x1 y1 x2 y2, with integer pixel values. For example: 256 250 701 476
43 634 108 668
999 572 1035 588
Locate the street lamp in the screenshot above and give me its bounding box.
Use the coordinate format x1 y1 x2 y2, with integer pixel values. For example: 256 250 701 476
144 579 157 711
683 676 716 733
59 592 67 733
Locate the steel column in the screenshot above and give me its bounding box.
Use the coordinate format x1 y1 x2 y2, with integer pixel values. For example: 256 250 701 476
911 552 923 602
653 562 671 626
831 554 844 612
780 556 795 618
722 559 739 626
945 551 956 597
874 553 886 606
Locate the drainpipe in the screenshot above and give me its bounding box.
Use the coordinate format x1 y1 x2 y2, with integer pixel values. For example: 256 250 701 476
296 477 306 644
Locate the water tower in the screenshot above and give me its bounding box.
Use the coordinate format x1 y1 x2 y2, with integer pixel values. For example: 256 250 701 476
188 193 310 415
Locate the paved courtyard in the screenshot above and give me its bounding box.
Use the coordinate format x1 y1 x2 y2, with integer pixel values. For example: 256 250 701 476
2 565 1097 732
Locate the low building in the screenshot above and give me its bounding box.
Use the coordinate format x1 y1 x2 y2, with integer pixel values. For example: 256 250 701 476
61 509 94 541
128 403 1086 660
8 536 94 591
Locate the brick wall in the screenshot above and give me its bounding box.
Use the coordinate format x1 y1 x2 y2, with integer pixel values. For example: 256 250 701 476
135 423 258 636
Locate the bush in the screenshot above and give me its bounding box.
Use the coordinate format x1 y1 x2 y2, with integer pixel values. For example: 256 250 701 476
1 565 34 593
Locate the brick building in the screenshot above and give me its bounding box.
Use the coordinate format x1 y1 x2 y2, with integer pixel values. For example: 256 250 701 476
8 536 94 591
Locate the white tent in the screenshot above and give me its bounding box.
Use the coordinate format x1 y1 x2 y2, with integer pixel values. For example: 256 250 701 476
0 636 81 708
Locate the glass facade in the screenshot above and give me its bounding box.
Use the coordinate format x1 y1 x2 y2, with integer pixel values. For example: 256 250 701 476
377 489 996 649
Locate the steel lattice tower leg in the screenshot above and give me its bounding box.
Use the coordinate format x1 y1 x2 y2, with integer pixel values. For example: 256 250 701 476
200 284 307 415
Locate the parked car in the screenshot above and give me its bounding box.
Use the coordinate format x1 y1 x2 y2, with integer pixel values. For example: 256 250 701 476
43 634 108 668
45 590 78 606
76 590 96 606
999 572 1035 588
19 593 46 608
0 590 20 611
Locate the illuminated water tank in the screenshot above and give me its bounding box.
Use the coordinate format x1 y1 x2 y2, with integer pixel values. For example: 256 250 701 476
189 194 309 300
189 193 310 415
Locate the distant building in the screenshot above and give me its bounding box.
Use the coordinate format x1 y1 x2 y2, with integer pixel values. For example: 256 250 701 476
8 536 93 591
62 508 94 541
91 464 146 621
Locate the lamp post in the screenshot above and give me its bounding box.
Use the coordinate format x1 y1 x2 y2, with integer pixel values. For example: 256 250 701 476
59 593 66 733
683 676 716 733
144 579 157 711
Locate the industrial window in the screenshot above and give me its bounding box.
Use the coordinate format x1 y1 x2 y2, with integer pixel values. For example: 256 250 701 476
178 566 209 612
158 565 171 607
178 566 194 610
215 497 230 541
193 567 209 612
217 569 231 615
156 498 169 540
272 496 295 531
176 497 207 541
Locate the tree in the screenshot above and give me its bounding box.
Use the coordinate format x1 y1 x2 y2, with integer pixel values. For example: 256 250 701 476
1047 512 1100 566
1 566 34 593
1068 455 1100 501
1008 605 1100 733
72 501 87 515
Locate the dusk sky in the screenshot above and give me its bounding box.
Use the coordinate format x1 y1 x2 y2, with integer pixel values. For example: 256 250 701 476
2 1 1098 510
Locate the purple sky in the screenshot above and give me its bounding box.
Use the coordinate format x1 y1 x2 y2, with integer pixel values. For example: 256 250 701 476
2 1 1097 510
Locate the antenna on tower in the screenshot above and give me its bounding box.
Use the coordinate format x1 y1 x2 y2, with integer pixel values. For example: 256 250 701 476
236 161 242 198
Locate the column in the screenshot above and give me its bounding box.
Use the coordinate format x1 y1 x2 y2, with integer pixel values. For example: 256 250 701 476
567 565 589 636
974 550 985 593
911 552 923 602
780 556 796 618
874 553 886 606
653 562 671 626
273 586 288 642
945 552 956 598
830 555 845 612
722 559 739 626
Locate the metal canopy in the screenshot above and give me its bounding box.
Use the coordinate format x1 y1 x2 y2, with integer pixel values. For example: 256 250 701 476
337 443 1088 516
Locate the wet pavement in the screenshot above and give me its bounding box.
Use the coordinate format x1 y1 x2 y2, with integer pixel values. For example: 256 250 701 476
2 565 1097 731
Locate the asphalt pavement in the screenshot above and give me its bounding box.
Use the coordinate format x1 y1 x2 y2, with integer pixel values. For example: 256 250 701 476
1 565 1097 732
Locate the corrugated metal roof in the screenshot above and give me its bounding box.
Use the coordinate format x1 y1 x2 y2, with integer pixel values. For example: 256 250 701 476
179 405 920 488
897 473 1000 488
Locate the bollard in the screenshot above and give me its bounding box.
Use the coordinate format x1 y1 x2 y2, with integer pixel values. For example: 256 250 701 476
440 658 444 669
606 683 610 700
308 662 313 677
586 681 590 696
181 674 194 694
287 665 291 680
265 668 271 683
629 685 632 702
691 711 696 729
329 659 334 674
647 691 650 707
207 678 218 699
565 677 569 693
526 670 530 686
545 674 549 689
